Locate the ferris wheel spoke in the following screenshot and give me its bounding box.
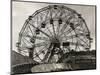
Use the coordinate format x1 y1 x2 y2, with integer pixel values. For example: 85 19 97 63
42 50 51 62
78 39 89 49
34 42 49 47
22 34 49 41
23 37 31 44
44 9 49 20
21 38 28 47
52 23 56 37
22 34 32 38
49 7 57 37
28 25 34 35
74 28 90 48
75 28 84 32
58 14 77 36
59 22 67 35
61 27 73 37
64 27 74 36
57 23 68 36
61 31 75 39
77 20 85 32
22 26 29 37
78 37 89 47
34 53 42 61
53 9 63 36
54 11 60 18
56 23 60 36
49 7 53 19
61 9 71 20
35 36 49 41
59 6 64 17
39 12 43 21
19 19 29 35
28 22 52 39
62 33 70 41
21 37 33 48
33 47 47 58
34 55 42 61
61 33 85 40
36 47 45 55
58 16 73 36
34 46 49 61
53 6 61 18
56 9 63 36
56 10 63 37
42 44 53 62
60 23 80 37
46 26 54 37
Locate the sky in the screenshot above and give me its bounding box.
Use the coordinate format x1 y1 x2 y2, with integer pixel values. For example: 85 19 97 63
12 1 96 52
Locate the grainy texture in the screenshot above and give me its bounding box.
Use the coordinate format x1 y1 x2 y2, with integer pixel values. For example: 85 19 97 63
11 1 96 74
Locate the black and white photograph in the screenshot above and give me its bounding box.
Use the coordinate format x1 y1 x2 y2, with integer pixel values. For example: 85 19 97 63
11 0 96 74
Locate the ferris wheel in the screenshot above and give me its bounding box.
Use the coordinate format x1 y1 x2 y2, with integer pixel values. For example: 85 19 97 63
16 5 92 63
